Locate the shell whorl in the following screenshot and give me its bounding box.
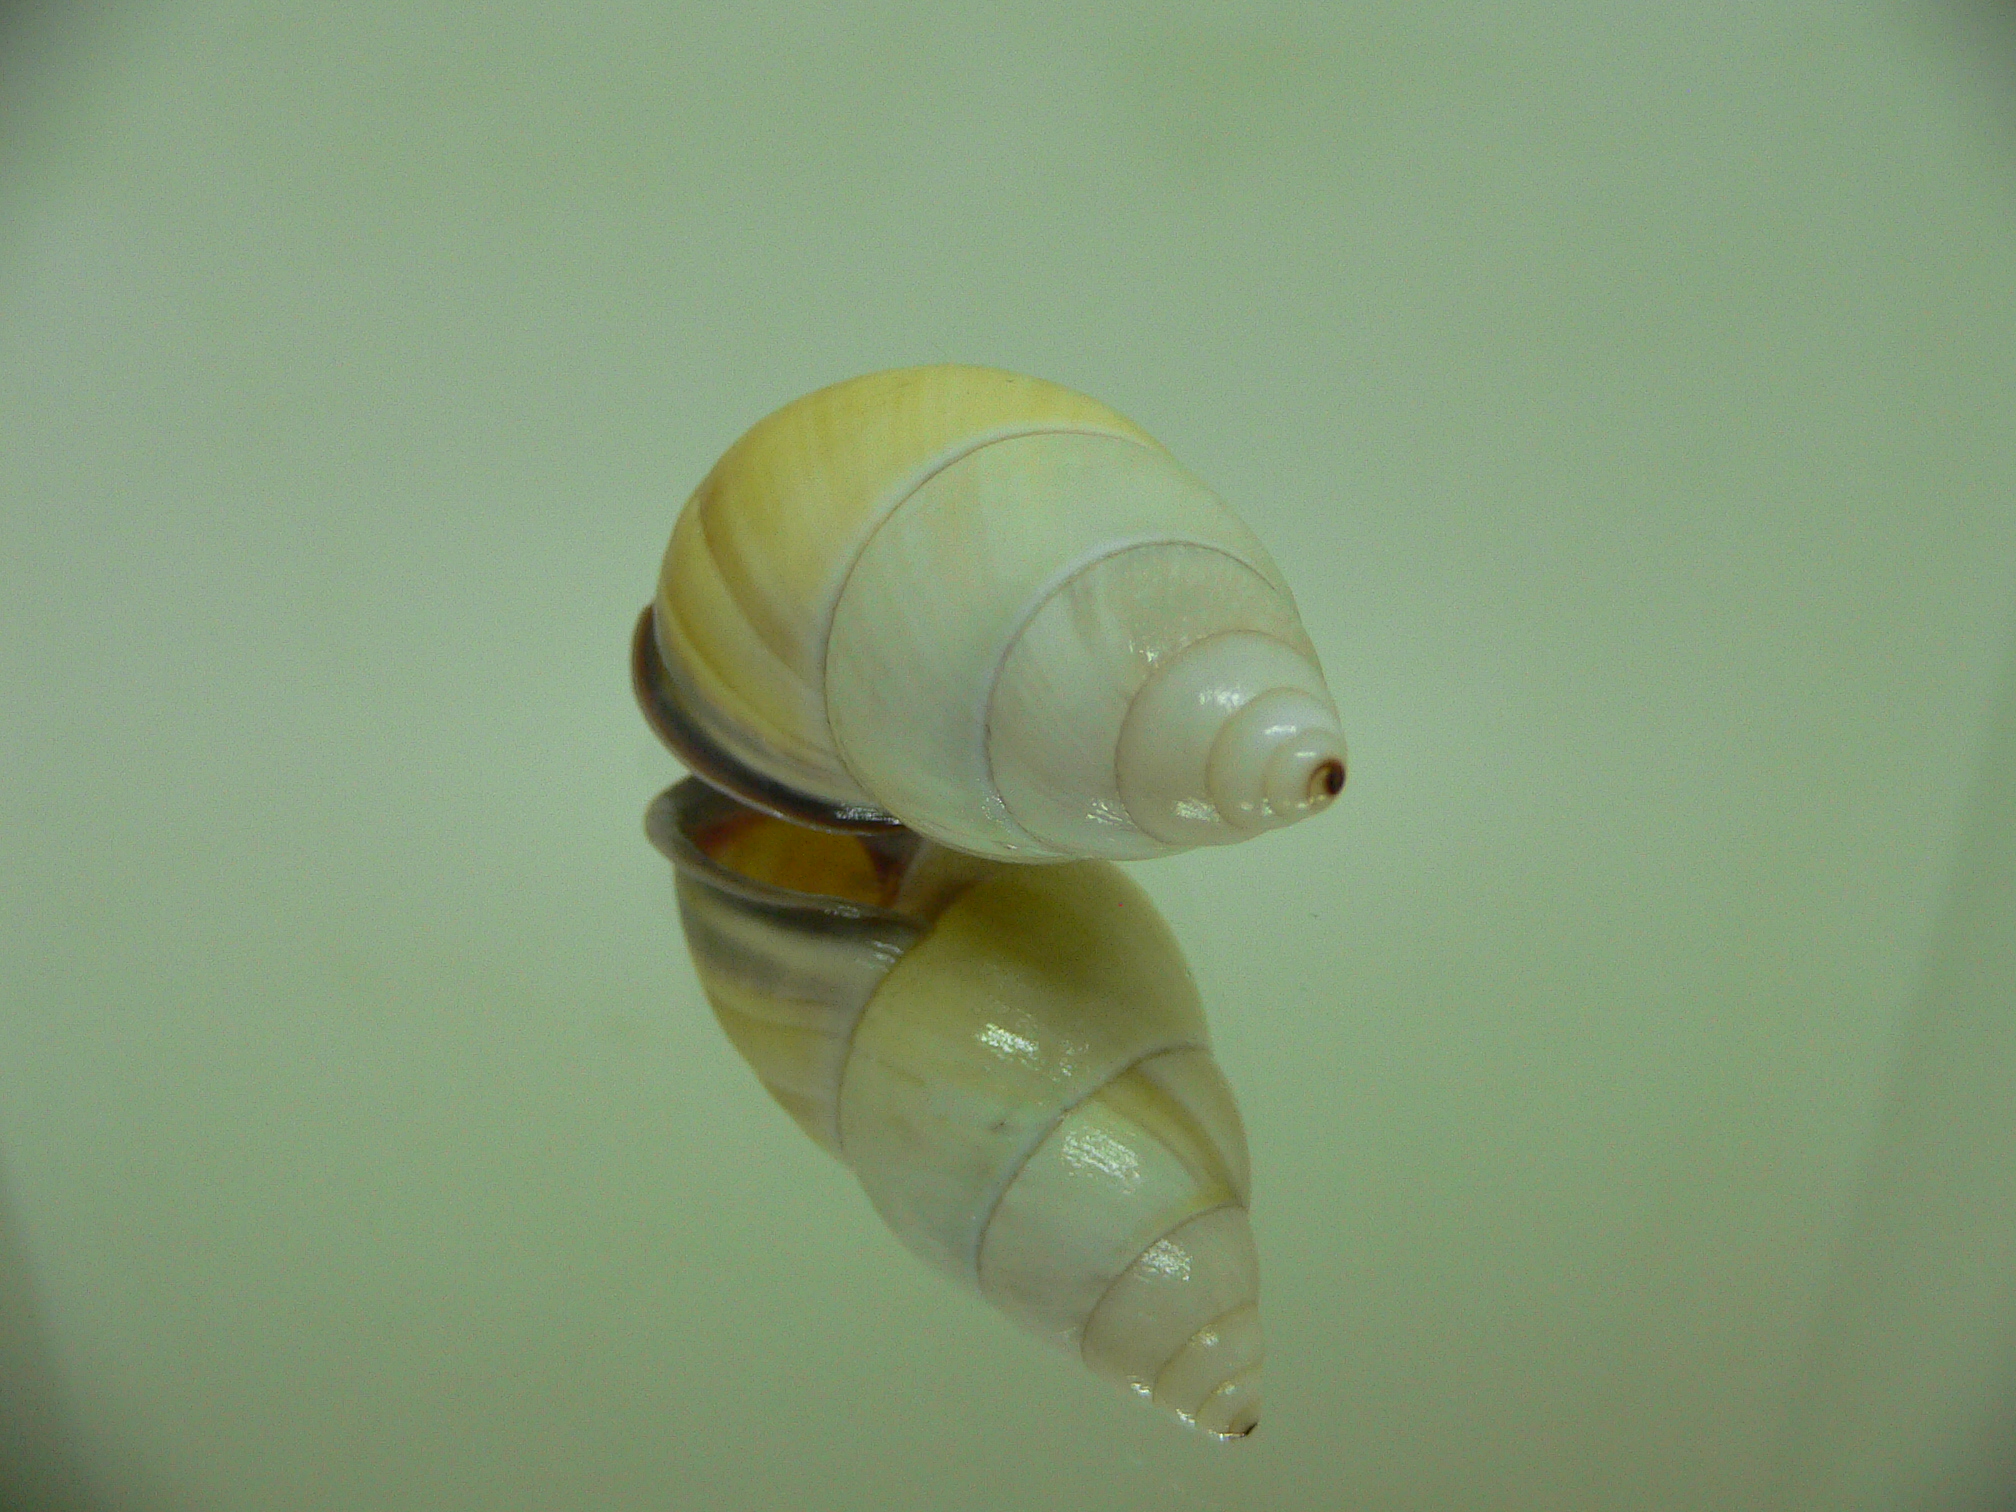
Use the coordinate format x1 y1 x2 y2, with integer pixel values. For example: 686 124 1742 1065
651 365 1345 861
652 780 1264 1438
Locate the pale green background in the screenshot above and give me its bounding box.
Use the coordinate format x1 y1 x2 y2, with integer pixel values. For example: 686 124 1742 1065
3 3 2015 1509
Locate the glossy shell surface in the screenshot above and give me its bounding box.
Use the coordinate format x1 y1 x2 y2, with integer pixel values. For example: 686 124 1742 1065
650 779 1265 1437
648 365 1345 861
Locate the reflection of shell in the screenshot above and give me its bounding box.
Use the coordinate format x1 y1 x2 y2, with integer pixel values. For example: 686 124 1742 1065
649 779 1264 1438
639 364 1345 860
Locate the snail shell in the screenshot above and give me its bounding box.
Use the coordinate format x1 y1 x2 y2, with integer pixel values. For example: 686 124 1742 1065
649 778 1265 1439
639 364 1346 860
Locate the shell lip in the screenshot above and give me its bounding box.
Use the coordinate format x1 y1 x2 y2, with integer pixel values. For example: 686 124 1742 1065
644 778 924 927
632 605 906 838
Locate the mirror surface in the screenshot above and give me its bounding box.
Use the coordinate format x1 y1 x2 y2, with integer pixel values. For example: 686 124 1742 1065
3 3 2014 1508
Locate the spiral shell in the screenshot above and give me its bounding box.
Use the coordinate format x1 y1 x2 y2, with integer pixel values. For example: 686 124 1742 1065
639 365 1345 860
650 778 1265 1438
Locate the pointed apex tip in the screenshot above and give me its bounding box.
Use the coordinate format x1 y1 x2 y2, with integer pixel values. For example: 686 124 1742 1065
1248 719 1346 829
1314 756 1346 800
1193 1362 1264 1441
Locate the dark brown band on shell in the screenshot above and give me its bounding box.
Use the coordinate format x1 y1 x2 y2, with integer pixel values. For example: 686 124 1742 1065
631 605 907 837
644 778 922 922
